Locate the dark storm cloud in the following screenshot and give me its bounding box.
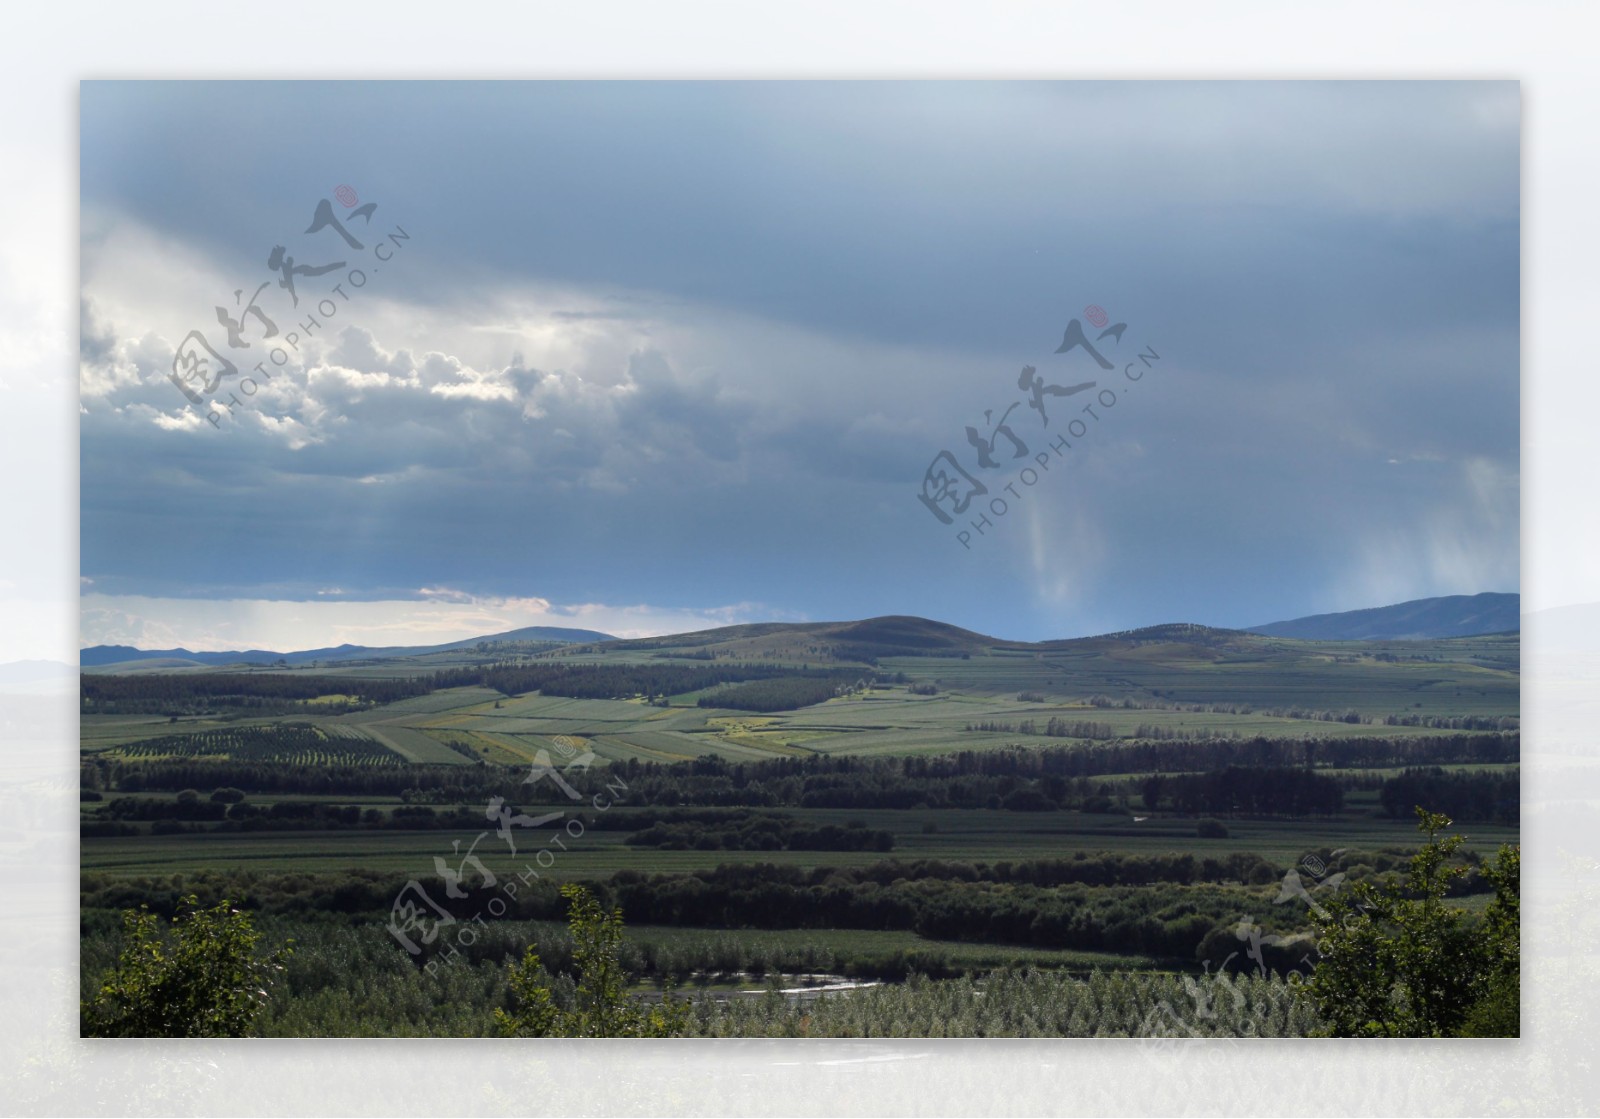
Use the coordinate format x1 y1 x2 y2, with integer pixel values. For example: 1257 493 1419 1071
79 80 1518 644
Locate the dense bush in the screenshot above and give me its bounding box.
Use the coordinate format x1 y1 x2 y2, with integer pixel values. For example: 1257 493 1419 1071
81 896 293 1037
1307 811 1520 1037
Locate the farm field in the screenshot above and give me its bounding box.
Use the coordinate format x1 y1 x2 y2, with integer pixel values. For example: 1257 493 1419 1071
80 666 1516 769
78 803 1520 879
77 616 1521 1040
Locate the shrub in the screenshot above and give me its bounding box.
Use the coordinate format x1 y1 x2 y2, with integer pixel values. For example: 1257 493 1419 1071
1306 810 1519 1037
80 895 292 1037
496 883 690 1038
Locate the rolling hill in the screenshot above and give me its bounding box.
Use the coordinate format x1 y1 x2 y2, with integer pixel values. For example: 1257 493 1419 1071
1246 593 1519 641
79 624 617 669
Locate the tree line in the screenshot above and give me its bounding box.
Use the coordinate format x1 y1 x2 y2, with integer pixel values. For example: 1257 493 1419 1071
1378 767 1518 825
82 660 883 717
80 672 434 715
622 811 894 852
431 662 872 703
697 673 868 712
1135 767 1343 817
84 733 1518 816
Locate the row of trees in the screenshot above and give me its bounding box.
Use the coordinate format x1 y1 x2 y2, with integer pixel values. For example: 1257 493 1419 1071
107 725 402 767
966 718 1118 739
623 812 894 852
82 659 872 718
564 740 1513 815
431 661 865 702
1004 690 1516 732
1378 767 1519 825
81 815 1518 1038
84 733 1519 817
84 756 515 798
80 672 433 715
1136 767 1344 817
82 799 510 837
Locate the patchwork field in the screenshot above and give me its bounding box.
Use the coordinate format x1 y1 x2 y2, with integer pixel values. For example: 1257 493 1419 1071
78 617 1520 1042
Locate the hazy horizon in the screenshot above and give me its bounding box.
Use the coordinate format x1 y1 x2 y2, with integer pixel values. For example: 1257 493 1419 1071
75 587 1522 656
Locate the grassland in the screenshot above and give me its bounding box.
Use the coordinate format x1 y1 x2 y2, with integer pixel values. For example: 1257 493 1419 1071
78 802 1520 879
80 624 1519 873
79 630 1517 770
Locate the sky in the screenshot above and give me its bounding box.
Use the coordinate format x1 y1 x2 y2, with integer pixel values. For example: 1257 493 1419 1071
77 80 1521 651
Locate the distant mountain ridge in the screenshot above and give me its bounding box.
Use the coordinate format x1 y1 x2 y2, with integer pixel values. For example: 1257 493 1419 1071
79 594 1520 672
79 624 616 668
1246 592 1519 641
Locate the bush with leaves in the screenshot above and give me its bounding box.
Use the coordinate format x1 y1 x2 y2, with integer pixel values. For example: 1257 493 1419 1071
1305 808 1518 1037
495 883 691 1038
1457 841 1519 1036
81 895 292 1037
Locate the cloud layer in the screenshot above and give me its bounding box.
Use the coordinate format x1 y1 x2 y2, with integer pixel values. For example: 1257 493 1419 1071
80 81 1520 646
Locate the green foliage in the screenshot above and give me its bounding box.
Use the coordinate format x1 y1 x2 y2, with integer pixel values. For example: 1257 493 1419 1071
81 894 292 1037
686 967 1324 1038
698 673 868 712
495 883 691 1038
1458 841 1520 1036
81 672 429 715
1455 968 1519 1037
1378 766 1519 824
435 660 825 702
596 736 1515 812
1305 809 1519 1036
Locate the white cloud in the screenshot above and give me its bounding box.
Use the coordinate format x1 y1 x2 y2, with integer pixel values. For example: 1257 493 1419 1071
78 592 793 651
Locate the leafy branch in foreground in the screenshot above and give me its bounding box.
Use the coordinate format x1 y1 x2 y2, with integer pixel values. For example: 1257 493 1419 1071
496 882 691 1038
81 895 292 1037
1305 808 1518 1036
